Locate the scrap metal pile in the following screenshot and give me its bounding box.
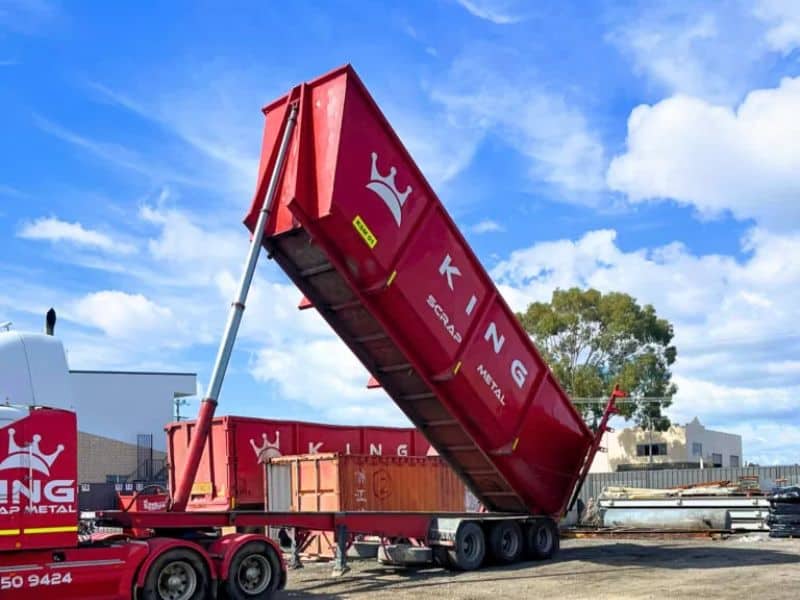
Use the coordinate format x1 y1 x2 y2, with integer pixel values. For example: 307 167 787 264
581 481 773 533
767 486 800 538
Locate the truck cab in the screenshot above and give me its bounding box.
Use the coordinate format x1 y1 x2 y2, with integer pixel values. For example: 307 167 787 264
0 324 286 599
0 327 73 409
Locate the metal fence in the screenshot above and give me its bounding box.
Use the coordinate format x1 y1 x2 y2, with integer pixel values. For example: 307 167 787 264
579 465 800 504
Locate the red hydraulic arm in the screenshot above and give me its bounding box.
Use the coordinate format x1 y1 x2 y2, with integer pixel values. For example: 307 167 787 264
564 385 624 515
171 102 299 511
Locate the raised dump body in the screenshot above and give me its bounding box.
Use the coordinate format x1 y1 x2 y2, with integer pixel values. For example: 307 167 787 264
245 65 595 516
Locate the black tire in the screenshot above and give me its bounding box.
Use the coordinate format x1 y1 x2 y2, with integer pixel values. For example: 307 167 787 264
225 541 282 599
447 522 486 571
771 503 800 515
767 514 800 526
141 548 209 600
488 521 524 564
769 527 800 538
526 519 560 560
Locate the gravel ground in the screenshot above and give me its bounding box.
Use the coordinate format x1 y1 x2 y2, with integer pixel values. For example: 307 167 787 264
277 535 800 599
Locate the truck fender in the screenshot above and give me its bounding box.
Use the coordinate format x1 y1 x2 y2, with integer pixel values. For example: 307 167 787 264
133 537 218 593
208 532 285 582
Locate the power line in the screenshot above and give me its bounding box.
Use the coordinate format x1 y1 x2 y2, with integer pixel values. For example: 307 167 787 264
571 397 673 404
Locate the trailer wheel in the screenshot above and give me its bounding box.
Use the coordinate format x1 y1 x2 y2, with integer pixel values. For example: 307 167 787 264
447 522 485 571
488 520 523 564
225 541 282 599
526 519 559 560
141 548 209 600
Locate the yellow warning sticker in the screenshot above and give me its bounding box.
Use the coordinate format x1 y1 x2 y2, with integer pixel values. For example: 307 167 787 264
191 481 213 495
353 214 377 248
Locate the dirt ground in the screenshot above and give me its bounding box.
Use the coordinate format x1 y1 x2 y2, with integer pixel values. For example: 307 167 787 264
277 535 800 599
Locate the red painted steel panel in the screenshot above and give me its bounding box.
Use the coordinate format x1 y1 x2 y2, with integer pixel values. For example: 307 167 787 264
0 408 78 552
0 542 150 599
166 416 431 510
244 65 595 516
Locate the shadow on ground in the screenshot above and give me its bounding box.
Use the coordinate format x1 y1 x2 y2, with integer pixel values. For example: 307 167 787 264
276 541 800 598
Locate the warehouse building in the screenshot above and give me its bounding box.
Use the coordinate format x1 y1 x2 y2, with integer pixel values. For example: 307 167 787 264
69 369 196 483
590 417 742 473
0 321 197 485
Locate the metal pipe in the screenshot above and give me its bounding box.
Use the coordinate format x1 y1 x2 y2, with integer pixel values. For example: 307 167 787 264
171 102 299 511
601 508 732 531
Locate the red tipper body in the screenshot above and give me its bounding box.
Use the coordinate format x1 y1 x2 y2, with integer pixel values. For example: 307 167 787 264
167 416 431 510
0 408 78 552
245 65 594 516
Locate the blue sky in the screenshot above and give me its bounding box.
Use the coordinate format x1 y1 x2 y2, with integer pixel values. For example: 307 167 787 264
1 0 799 464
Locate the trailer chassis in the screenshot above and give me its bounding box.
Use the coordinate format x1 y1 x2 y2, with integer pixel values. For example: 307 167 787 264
96 509 563 575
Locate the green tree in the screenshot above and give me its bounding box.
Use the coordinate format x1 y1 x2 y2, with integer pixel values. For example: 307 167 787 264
517 288 677 430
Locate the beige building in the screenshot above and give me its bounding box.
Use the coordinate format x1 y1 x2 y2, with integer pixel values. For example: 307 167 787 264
590 417 742 473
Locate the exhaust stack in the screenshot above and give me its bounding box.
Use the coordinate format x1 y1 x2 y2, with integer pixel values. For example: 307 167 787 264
45 308 56 336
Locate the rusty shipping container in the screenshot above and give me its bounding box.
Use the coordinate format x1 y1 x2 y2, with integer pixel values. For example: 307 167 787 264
167 416 432 510
266 453 466 557
267 453 466 513
246 65 595 516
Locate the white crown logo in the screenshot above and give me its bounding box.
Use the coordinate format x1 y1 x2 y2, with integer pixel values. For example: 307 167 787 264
0 429 64 476
366 151 412 227
249 431 281 464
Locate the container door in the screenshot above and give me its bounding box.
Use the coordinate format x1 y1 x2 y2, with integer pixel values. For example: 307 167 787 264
266 463 292 512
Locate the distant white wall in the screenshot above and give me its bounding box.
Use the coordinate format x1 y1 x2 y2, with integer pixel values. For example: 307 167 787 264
684 417 743 467
69 371 196 451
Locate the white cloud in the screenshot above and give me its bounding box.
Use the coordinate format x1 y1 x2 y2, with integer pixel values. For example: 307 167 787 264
139 203 246 285
719 421 800 466
385 105 480 189
607 77 800 229
18 217 137 254
470 219 505 234
455 0 524 25
491 227 800 463
754 0 800 54
670 376 798 424
608 10 737 103
431 54 606 198
251 339 405 426
608 2 800 104
72 291 176 339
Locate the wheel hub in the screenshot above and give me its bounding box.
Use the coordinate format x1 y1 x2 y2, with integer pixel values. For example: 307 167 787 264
157 560 197 600
237 554 271 594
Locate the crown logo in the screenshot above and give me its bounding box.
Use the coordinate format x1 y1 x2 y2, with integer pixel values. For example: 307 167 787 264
249 431 281 464
366 152 412 227
0 429 65 476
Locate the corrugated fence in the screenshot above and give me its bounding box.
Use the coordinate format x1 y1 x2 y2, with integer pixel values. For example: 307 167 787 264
579 465 800 504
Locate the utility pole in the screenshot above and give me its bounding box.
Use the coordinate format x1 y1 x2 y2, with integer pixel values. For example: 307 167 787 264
175 398 190 422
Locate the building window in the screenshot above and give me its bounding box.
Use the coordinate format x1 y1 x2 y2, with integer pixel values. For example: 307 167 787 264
711 453 723 467
692 442 703 457
730 455 740 468
636 443 668 457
